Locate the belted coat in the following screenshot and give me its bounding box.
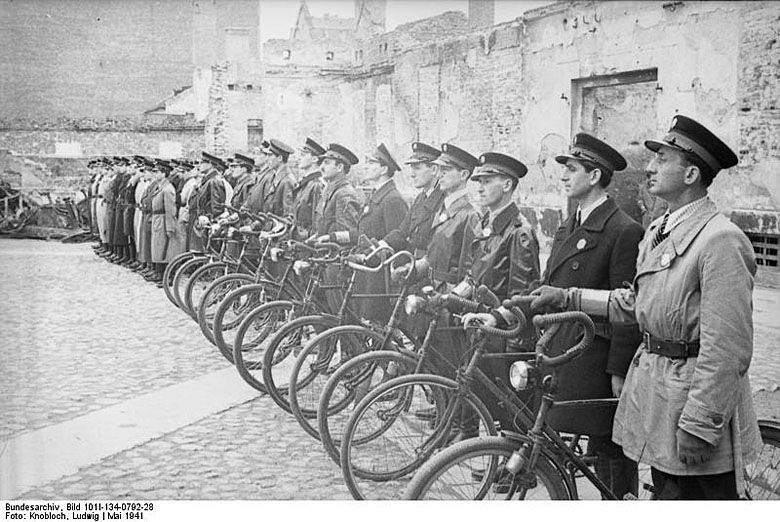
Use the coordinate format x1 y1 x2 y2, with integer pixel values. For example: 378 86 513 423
151 178 178 262
606 199 761 477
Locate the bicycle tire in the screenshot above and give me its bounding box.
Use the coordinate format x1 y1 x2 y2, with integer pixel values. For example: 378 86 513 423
163 252 202 308
211 282 280 364
184 261 228 320
745 419 780 500
230 300 302 392
196 273 255 345
172 256 210 313
403 436 570 500
318 350 422 465
288 325 408 441
258 315 341 412
339 373 497 500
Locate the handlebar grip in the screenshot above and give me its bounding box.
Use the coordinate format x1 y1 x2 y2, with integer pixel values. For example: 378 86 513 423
532 311 595 367
477 306 528 339
442 294 484 313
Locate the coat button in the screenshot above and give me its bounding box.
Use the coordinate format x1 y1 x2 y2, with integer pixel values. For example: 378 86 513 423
571 261 580 270
710 413 724 427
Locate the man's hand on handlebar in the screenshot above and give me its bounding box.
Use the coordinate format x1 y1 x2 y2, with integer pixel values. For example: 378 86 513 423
461 312 496 329
529 285 569 313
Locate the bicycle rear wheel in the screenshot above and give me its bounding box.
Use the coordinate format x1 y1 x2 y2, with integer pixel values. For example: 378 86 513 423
197 273 254 346
318 350 422 465
163 251 201 308
172 256 209 313
403 436 570 500
339 373 496 500
745 419 780 500
289 326 412 441
260 315 340 412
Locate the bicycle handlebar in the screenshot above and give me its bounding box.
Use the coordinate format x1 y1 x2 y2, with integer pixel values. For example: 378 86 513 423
346 250 414 274
532 311 595 368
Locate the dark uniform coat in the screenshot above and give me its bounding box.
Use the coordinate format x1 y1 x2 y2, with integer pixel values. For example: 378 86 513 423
123 173 140 242
347 179 409 323
194 169 227 219
230 172 255 209
292 170 324 240
112 172 131 247
104 173 118 245
249 163 296 217
543 197 643 427
313 175 362 237
384 187 445 257
459 202 542 427
426 193 475 289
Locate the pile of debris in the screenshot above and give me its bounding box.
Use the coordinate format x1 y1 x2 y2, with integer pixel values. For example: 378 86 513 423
0 167 91 241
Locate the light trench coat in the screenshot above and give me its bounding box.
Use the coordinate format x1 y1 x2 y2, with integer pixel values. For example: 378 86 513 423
604 198 761 477
151 178 178 263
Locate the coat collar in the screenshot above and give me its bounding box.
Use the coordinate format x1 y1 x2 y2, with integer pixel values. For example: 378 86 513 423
635 198 719 281
475 203 519 240
297 170 321 188
432 193 471 228
370 178 397 204
580 197 619 232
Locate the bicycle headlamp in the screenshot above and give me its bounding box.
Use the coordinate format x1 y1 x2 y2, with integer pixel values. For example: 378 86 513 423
293 260 311 276
405 295 426 316
509 361 531 390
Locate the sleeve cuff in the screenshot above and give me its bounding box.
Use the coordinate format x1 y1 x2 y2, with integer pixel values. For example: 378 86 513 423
678 400 728 446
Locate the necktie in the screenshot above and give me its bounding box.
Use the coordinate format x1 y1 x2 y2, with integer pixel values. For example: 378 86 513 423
480 210 491 230
652 213 670 249
575 208 582 228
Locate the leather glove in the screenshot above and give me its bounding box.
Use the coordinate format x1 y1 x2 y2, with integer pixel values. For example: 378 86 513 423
529 285 569 313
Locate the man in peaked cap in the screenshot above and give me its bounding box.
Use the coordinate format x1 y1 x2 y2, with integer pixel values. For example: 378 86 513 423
438 152 541 443
529 115 760 499
190 151 228 252
378 142 445 264
228 153 256 209
398 143 479 289
242 138 296 216
292 138 326 240
539 132 644 499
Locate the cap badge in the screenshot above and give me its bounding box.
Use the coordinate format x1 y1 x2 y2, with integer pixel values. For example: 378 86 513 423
576 239 586 250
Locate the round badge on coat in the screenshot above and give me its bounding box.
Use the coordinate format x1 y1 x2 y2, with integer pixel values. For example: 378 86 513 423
482 227 492 237
661 253 670 267
576 239 586 250
439 213 448 223
363 205 370 214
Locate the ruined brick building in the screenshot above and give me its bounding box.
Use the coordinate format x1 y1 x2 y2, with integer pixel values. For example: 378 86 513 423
1 1 778 270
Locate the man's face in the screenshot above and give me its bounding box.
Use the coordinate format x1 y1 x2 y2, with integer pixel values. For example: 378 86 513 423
475 174 511 208
560 159 595 200
266 154 282 169
198 161 211 174
645 146 690 198
437 164 466 193
320 157 342 180
363 159 385 184
409 162 438 189
298 150 316 170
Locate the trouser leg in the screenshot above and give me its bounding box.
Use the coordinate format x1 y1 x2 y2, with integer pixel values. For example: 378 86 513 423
590 435 638 499
650 467 738 500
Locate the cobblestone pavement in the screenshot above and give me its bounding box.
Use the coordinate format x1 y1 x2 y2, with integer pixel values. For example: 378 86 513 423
3 238 779 500
0 238 226 441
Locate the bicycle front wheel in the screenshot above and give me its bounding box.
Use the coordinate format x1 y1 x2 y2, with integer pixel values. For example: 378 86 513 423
184 261 228 321
196 273 254 346
289 326 413 442
339 373 496 500
403 436 570 500
318 350 422 465
172 256 209 313
211 282 278 363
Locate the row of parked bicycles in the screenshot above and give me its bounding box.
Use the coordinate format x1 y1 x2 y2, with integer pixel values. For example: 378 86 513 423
160 204 779 500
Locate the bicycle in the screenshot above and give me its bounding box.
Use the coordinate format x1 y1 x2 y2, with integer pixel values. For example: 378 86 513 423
337 296 539 499
402 301 780 500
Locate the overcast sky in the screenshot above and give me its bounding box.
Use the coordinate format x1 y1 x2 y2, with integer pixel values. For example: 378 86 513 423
259 0 555 41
